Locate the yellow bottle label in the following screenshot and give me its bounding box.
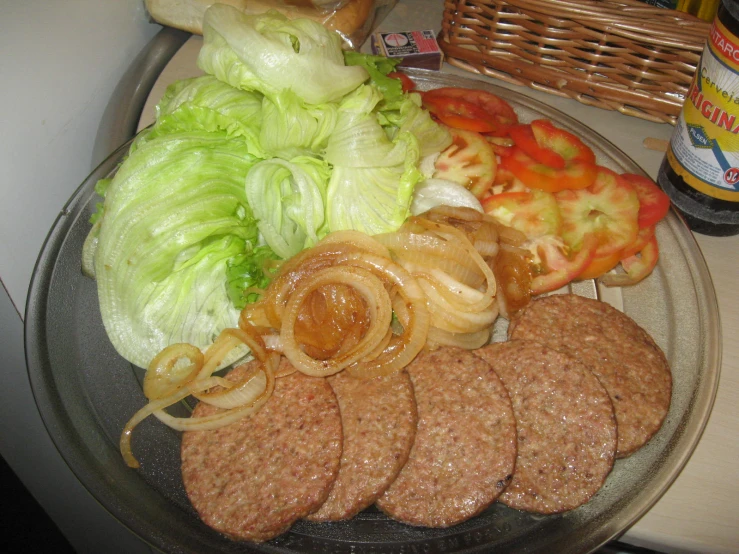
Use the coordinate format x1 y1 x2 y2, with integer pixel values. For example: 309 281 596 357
670 16 739 203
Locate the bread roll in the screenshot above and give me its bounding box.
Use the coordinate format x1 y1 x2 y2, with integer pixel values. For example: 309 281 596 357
144 0 373 38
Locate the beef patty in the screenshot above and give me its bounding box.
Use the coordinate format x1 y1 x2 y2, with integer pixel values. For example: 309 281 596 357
474 340 617 513
306 369 417 522
181 363 342 542
509 293 672 457
376 346 517 528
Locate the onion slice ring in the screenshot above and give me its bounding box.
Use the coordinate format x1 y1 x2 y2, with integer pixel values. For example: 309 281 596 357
281 266 393 377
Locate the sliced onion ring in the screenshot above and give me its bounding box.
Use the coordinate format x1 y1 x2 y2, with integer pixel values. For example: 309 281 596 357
281 266 393 377
143 343 203 401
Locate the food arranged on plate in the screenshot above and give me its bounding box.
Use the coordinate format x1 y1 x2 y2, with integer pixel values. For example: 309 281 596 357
81 3 674 544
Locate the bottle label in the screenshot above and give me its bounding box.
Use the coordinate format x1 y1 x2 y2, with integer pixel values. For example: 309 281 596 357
669 15 739 203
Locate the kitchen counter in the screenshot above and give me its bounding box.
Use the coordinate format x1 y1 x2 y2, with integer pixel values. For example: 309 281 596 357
138 2 738 553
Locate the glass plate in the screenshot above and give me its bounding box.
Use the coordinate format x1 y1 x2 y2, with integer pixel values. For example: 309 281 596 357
25 70 721 554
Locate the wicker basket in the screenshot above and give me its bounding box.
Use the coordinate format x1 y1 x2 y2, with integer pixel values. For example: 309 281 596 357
439 0 712 124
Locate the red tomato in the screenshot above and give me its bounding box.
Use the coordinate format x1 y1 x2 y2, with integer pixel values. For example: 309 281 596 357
528 234 598 294
387 71 415 92
423 87 518 136
555 167 640 257
422 93 499 133
482 189 562 239
600 235 660 287
500 147 598 193
433 127 497 198
577 250 623 280
509 124 566 169
530 119 596 165
620 225 656 259
620 173 671 228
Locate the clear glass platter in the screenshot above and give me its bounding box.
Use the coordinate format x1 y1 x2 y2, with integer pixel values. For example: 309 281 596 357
25 70 722 554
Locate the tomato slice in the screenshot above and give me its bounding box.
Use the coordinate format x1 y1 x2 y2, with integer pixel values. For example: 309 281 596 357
482 189 562 239
555 167 640 257
422 93 499 133
600 235 659 287
509 124 566 169
577 250 623 280
528 234 598 294
433 127 497 198
621 225 655 259
387 71 415 92
423 87 518 136
530 119 596 165
500 147 598 193
620 173 671 228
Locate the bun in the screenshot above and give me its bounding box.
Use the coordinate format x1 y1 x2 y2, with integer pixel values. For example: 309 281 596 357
145 0 374 38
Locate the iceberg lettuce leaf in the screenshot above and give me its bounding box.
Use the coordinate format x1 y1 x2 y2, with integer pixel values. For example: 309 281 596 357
132 75 265 157
259 90 338 158
326 131 422 235
197 4 368 105
245 155 331 258
93 130 262 368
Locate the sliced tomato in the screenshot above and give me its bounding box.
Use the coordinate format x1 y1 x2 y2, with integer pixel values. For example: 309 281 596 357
555 167 640 257
422 93 499 133
500 147 598 193
387 71 415 92
433 127 497 198
490 178 529 196
482 189 562 239
492 162 517 186
486 135 515 158
528 234 598 294
600 235 659 287
620 173 671 228
577 249 623 280
509 124 566 169
423 87 518 136
621 225 656 259
530 119 596 165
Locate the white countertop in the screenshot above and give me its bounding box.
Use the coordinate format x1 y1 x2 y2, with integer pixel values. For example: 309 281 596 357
139 2 739 553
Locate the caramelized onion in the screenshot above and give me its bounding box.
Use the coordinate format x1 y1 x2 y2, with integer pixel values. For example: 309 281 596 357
121 206 536 469
143 343 203 401
281 266 392 377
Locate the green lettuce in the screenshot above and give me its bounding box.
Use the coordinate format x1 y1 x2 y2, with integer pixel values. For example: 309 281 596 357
226 245 281 310
132 75 265 157
343 51 404 108
91 130 266 368
259 90 338 158
196 4 368 104
326 131 422 235
245 155 331 258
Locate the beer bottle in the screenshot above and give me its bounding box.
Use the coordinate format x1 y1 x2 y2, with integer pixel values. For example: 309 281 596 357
657 0 739 236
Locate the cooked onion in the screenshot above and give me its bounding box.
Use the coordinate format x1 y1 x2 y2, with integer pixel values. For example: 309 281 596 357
337 253 430 379
143 343 203 401
281 265 393 377
121 205 536 469
426 327 492 350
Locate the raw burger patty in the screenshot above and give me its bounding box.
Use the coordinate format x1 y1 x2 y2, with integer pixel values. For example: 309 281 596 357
181 364 342 542
376 346 517 528
306 370 417 522
474 340 617 513
509 293 672 457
